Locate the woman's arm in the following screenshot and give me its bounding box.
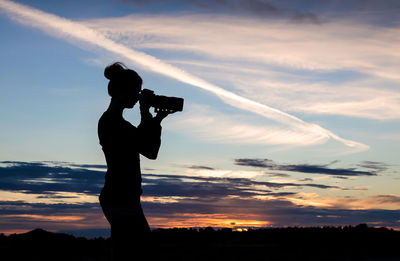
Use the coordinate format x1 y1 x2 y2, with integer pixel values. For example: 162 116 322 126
137 91 176 159
137 107 162 160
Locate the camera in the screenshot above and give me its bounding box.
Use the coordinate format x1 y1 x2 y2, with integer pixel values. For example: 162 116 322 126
140 89 184 112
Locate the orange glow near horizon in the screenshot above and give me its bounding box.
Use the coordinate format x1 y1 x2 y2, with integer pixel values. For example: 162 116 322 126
3 214 85 222
147 213 271 229
1 212 400 236
282 192 400 210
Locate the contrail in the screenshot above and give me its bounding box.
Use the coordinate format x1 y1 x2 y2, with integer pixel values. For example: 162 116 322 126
0 0 369 151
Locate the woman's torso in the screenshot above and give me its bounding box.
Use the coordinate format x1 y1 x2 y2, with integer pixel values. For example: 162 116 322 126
98 110 142 204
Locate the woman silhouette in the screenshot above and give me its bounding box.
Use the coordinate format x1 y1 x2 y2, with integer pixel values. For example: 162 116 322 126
98 62 172 260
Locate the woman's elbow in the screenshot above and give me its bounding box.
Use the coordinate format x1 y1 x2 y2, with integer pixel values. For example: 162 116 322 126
140 142 161 160
142 150 159 160
147 152 158 160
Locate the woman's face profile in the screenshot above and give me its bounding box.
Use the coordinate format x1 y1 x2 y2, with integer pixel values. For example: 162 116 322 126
121 81 141 108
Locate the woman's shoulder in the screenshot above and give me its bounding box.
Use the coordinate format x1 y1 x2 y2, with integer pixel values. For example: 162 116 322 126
98 111 137 131
99 110 111 121
98 111 120 133
99 111 121 124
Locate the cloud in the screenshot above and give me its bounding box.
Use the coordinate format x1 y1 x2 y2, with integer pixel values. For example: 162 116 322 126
171 59 400 121
142 173 340 201
85 13 400 122
0 161 339 201
68 163 107 169
120 0 323 23
1 161 399 232
3 196 399 233
286 192 400 210
86 14 400 80
0 160 345 205
0 161 104 196
235 158 377 176
142 194 400 229
0 200 106 234
0 0 368 152
291 0 400 25
285 86 400 120
357 161 390 172
372 195 400 204
3 196 400 234
167 104 330 146
0 161 114 207
187 165 215 170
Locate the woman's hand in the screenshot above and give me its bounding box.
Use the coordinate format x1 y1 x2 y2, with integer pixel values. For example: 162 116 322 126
139 89 153 113
155 108 176 124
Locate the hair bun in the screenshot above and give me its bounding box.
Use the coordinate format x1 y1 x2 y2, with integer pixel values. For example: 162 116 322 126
104 62 126 80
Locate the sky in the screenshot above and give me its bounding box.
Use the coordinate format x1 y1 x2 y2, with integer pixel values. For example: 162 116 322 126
0 0 399 237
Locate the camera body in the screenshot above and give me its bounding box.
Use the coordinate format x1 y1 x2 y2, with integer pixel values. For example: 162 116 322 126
140 89 184 112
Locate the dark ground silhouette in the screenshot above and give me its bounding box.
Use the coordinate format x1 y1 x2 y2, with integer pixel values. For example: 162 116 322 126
1 224 400 261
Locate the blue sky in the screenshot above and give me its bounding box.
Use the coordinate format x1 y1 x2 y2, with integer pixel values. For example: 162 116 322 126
0 0 399 236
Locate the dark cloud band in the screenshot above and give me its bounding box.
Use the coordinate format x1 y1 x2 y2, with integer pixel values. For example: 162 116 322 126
1 161 398 234
234 158 378 176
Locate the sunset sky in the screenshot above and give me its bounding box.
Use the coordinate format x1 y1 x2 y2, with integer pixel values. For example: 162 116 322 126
0 0 400 237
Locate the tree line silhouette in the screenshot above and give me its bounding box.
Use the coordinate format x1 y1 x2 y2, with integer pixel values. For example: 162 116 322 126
1 224 399 261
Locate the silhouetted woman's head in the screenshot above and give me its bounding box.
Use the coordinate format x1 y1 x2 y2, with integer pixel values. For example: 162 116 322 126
104 62 142 108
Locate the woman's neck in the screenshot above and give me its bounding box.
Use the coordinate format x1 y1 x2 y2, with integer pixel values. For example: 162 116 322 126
107 99 124 116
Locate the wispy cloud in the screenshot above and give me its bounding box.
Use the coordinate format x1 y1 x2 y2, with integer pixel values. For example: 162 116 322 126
86 14 400 80
283 192 400 210
357 161 390 172
187 165 215 171
119 0 400 24
85 13 400 121
0 0 368 151
120 0 323 23
235 158 378 177
168 104 329 146
372 194 400 204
